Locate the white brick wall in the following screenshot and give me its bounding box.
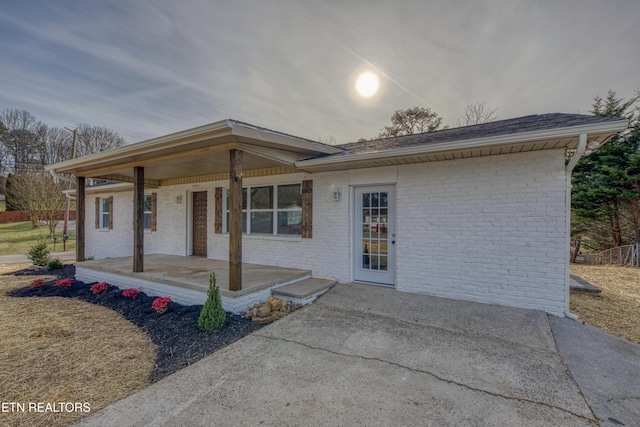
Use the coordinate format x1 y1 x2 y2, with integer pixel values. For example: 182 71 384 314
82 149 567 315
395 150 567 315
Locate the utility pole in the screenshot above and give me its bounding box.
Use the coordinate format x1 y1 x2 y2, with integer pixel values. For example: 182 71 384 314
63 127 77 251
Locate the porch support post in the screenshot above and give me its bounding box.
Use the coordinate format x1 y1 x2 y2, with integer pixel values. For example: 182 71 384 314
76 176 86 262
229 149 243 291
133 166 144 272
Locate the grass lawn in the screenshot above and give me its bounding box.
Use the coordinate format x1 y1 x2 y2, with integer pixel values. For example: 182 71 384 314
570 264 640 345
0 221 76 256
0 263 155 427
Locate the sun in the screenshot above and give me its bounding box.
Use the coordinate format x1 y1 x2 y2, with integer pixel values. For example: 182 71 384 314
355 71 379 98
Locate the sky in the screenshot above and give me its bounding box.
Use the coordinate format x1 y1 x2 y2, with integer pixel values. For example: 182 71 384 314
0 0 639 145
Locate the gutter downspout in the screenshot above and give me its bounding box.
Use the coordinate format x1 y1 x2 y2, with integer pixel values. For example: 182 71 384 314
564 133 587 320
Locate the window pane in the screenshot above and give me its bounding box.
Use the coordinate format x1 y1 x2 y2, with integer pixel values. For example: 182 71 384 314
277 184 302 209
277 211 301 235
144 212 151 229
102 213 109 228
102 198 109 212
251 186 273 210
250 212 273 234
143 195 152 212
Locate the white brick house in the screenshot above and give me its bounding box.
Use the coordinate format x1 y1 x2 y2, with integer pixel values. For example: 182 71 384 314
47 114 627 316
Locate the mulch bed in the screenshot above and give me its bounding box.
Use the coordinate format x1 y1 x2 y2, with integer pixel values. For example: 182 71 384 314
8 265 264 381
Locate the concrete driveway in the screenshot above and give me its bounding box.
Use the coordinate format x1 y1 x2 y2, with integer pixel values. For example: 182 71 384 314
77 284 640 427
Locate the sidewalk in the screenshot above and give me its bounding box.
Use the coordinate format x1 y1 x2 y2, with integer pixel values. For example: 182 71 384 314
0 251 76 264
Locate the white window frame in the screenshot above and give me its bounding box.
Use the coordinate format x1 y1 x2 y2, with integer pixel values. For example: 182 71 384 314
100 197 110 229
224 183 302 236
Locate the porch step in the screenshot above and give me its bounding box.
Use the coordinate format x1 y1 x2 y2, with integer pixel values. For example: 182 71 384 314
272 278 336 305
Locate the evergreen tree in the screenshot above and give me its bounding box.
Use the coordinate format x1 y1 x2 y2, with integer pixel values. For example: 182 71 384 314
198 272 226 332
572 90 640 251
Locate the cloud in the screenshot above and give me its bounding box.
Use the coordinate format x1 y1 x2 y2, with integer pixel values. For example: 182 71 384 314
0 0 639 145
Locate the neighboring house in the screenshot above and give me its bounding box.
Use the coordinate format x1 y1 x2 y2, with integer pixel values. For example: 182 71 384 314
46 114 627 316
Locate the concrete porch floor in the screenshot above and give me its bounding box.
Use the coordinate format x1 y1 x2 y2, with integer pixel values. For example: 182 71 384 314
76 254 311 298
74 254 322 314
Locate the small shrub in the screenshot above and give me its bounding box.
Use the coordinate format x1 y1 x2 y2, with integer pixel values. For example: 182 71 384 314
152 297 171 314
29 278 45 288
90 282 109 295
47 258 63 270
122 288 142 299
27 237 51 266
54 278 73 288
199 272 226 332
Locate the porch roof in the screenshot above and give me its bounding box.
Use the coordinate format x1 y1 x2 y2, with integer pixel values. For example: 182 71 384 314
45 119 341 185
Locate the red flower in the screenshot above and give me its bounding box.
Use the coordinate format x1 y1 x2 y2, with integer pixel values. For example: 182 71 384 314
29 278 45 288
152 297 171 314
90 282 109 295
122 288 142 299
54 278 73 288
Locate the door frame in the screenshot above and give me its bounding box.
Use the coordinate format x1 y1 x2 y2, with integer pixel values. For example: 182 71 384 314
352 185 396 286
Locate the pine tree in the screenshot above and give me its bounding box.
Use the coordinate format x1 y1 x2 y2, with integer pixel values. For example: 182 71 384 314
572 90 640 250
198 272 226 332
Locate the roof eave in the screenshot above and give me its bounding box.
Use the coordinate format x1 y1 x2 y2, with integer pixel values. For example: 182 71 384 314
295 119 628 168
46 119 234 174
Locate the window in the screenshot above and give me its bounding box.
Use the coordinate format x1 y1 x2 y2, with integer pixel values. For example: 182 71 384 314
225 184 302 235
100 198 110 229
144 195 152 230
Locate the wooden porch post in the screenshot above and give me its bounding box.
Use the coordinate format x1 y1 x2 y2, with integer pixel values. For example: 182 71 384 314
229 149 243 291
133 166 144 272
76 176 86 262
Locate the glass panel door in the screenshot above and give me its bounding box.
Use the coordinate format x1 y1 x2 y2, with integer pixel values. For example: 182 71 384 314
354 186 395 285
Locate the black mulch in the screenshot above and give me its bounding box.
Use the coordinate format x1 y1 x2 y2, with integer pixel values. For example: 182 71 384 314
8 264 265 381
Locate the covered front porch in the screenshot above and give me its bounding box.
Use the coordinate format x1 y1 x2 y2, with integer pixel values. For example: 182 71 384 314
75 254 335 314
46 120 342 294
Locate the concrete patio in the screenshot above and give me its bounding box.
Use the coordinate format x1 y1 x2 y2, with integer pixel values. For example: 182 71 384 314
75 254 318 314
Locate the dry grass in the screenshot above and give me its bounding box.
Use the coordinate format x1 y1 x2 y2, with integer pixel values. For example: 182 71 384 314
0 263 156 427
570 264 640 345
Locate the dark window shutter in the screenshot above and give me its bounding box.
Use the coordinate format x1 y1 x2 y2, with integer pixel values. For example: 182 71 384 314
215 187 222 234
302 180 312 238
95 197 100 229
108 196 113 229
151 193 157 232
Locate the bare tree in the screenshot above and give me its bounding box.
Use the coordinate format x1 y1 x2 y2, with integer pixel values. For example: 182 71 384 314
0 108 46 172
456 101 498 127
41 126 74 165
5 171 67 234
317 134 337 145
76 124 126 157
379 107 446 138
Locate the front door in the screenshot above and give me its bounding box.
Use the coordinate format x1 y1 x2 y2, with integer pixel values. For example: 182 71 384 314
354 186 395 285
192 191 208 256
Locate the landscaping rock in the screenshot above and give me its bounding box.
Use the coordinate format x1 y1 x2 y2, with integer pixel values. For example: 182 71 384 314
266 296 283 311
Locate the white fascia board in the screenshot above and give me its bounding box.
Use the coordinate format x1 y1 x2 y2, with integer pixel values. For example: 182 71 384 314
296 120 628 167
45 120 233 173
230 121 342 155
